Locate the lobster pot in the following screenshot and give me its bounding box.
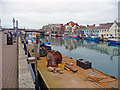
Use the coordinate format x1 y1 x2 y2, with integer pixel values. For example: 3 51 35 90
76 59 83 66
46 51 62 67
76 59 92 69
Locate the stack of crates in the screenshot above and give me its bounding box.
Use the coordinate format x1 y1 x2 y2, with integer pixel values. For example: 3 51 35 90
76 59 92 69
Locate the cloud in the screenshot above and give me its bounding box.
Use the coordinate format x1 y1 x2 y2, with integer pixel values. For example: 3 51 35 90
0 0 119 28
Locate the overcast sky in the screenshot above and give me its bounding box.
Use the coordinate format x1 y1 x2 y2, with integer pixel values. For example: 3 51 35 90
0 0 119 29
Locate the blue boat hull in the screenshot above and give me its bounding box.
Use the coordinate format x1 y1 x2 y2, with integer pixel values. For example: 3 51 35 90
109 40 120 45
108 43 120 47
86 40 99 43
86 37 100 41
44 41 51 50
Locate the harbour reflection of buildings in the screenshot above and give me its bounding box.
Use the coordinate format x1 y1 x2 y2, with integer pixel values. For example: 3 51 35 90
41 36 119 60
63 38 77 50
79 40 119 60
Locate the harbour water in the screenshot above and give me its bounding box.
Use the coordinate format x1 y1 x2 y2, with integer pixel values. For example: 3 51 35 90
40 36 119 79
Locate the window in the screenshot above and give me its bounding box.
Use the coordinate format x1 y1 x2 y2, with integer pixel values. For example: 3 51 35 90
110 34 113 36
102 30 103 32
107 34 109 36
107 30 109 32
105 30 106 32
104 34 106 36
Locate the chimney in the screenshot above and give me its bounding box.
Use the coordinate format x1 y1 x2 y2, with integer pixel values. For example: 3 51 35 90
87 25 89 27
93 24 95 26
114 20 117 23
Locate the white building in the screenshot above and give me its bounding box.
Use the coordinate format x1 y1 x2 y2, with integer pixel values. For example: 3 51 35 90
98 21 120 38
64 21 79 34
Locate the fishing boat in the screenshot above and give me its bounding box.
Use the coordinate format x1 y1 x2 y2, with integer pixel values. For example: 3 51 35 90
79 36 83 39
40 40 52 50
71 35 80 39
44 33 50 36
86 36 100 41
108 37 120 45
25 39 33 44
52 34 61 37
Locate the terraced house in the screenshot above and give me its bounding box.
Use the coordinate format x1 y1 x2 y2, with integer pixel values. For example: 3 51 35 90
75 24 99 37
84 24 99 37
98 21 120 38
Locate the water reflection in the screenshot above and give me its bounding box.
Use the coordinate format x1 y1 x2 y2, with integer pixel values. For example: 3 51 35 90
40 36 120 59
40 36 119 78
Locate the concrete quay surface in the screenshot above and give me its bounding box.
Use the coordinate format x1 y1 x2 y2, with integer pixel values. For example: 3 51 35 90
2 32 18 88
0 31 34 89
0 31 2 90
19 38 35 88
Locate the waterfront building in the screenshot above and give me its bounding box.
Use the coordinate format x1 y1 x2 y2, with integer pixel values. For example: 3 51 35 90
83 24 99 37
75 29 84 37
64 21 79 34
98 21 120 38
75 26 86 37
42 24 64 34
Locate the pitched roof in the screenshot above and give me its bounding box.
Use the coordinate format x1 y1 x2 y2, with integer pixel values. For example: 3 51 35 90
99 23 113 29
66 21 79 27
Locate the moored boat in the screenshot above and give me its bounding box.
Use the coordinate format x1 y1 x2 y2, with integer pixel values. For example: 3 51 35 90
40 41 52 50
71 35 80 39
108 37 120 45
86 36 100 41
53 34 61 37
44 33 50 36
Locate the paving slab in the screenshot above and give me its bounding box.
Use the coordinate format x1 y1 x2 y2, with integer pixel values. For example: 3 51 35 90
0 31 2 90
2 32 18 88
